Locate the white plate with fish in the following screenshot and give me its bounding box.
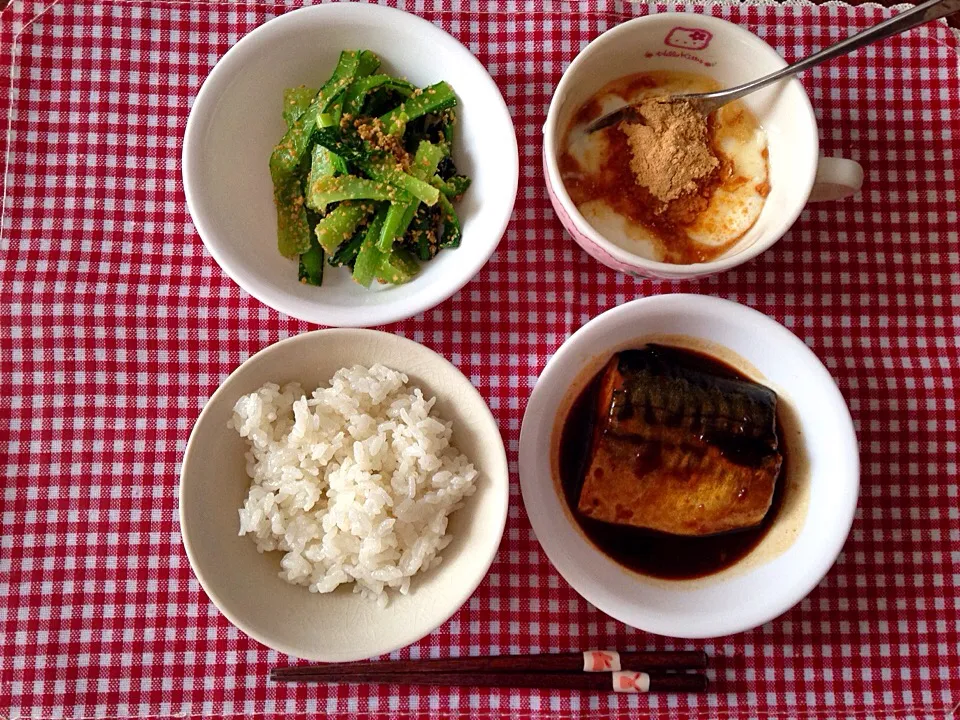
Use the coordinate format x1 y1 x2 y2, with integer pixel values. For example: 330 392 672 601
179 329 508 661
518 294 859 638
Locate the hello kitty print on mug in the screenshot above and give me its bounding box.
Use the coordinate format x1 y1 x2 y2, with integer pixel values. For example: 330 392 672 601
664 27 713 50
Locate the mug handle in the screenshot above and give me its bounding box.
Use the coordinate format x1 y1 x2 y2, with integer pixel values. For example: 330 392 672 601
809 156 864 202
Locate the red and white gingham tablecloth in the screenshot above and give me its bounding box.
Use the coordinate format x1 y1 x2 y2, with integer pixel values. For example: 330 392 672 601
1 0 959 718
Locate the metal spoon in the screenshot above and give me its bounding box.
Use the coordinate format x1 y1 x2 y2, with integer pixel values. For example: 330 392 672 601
586 0 960 132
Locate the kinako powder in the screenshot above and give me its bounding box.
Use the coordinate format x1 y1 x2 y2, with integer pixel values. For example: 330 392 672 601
620 98 719 208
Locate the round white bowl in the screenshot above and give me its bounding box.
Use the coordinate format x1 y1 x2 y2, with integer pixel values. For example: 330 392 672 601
179 329 509 661
518 294 859 638
543 13 819 280
183 4 518 327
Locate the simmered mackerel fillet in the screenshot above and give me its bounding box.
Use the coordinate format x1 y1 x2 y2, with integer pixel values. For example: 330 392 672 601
577 346 783 536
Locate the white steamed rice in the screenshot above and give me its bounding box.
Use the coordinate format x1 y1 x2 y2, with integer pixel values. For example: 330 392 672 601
231 364 478 607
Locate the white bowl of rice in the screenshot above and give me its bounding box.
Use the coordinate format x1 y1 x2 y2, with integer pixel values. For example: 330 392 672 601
179 329 508 661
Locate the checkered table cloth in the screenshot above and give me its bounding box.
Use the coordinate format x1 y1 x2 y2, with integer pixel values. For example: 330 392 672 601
2 0 959 717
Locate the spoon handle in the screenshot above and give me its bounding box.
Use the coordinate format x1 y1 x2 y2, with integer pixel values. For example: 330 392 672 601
695 0 960 110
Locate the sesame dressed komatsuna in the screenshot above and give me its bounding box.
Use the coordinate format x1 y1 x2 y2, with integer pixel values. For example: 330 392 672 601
269 49 471 288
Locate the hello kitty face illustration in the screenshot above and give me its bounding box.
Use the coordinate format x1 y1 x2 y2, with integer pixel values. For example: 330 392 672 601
664 27 713 51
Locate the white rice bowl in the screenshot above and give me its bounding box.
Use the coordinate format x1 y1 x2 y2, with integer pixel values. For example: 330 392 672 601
232 364 478 607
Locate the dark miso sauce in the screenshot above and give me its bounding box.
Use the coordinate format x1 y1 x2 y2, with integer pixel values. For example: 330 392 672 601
559 346 787 580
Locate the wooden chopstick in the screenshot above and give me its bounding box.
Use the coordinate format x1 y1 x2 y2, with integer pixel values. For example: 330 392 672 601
270 668 708 693
271 650 707 678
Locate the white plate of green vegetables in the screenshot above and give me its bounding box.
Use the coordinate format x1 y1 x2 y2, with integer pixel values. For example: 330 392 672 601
183 3 518 327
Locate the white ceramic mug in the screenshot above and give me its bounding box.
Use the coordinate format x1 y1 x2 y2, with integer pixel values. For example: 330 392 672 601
543 13 864 280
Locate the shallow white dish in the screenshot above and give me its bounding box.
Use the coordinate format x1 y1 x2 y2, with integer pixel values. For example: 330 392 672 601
518 294 859 638
183 4 518 327
179 329 509 661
